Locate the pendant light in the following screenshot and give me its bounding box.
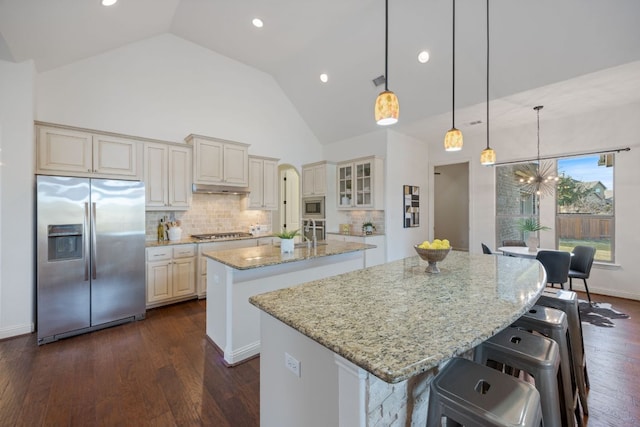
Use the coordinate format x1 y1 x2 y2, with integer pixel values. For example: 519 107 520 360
444 0 463 151
480 0 496 165
517 105 559 197
374 0 399 126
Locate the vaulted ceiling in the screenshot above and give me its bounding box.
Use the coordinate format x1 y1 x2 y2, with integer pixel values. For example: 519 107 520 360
1 0 639 145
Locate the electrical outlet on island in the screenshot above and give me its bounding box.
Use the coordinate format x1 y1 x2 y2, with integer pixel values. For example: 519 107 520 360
285 352 301 377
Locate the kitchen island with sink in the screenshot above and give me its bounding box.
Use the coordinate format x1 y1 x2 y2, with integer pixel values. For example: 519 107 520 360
249 251 545 426
202 240 374 365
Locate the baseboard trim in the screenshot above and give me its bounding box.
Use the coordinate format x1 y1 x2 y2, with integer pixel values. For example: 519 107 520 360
0 323 34 340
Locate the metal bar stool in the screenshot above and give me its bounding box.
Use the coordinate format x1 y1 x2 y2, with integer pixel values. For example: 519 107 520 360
426 357 543 427
474 328 563 427
512 305 583 427
537 288 590 414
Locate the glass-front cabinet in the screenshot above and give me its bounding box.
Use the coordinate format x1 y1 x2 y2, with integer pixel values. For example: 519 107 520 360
337 156 383 210
337 164 353 208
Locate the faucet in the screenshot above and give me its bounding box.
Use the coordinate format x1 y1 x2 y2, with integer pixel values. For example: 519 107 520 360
304 219 317 248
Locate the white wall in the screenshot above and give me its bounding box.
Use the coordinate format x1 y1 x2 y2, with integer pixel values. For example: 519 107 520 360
323 129 387 162
384 130 429 262
0 59 35 338
428 102 640 300
36 33 322 169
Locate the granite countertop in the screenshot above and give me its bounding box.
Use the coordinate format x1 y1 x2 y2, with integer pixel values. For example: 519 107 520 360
326 231 385 237
145 234 274 248
249 251 545 384
202 241 374 270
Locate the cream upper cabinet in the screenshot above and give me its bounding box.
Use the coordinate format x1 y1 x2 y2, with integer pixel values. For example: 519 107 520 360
144 142 192 210
186 134 249 186
337 156 384 210
247 156 279 210
36 124 142 180
302 162 328 196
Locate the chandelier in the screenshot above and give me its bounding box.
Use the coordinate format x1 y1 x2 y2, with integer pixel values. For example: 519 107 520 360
517 106 558 197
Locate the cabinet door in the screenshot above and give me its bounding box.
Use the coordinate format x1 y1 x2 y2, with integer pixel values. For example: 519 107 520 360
194 139 224 183
168 146 192 209
144 143 169 208
337 163 354 208
302 167 316 196
354 160 373 208
93 134 141 178
247 157 265 209
312 165 326 195
223 143 249 186
302 164 326 196
146 261 172 304
37 126 92 174
172 257 196 297
263 159 278 209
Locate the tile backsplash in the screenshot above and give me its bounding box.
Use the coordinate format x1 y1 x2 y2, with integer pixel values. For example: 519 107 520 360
336 210 385 234
146 193 271 240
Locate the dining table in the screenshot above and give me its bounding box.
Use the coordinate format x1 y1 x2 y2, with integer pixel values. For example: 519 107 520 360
498 246 573 259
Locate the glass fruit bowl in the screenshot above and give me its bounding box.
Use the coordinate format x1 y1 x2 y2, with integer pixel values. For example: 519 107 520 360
414 245 451 273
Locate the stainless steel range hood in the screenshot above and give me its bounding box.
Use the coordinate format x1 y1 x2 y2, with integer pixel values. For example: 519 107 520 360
192 183 251 195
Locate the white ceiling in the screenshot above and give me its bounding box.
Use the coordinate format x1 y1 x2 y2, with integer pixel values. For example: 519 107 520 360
1 0 640 145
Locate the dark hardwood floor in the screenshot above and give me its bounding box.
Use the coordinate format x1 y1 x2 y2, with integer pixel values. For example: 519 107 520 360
0 293 638 426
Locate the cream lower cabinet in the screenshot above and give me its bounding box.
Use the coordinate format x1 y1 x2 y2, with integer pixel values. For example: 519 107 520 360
36 123 143 180
146 245 196 308
327 233 386 267
144 142 192 210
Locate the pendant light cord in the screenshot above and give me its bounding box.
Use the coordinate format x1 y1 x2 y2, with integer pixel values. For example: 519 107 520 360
452 0 456 128
384 0 389 91
535 105 543 161
486 0 489 149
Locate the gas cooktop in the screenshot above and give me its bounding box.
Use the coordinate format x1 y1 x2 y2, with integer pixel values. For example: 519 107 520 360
191 232 253 241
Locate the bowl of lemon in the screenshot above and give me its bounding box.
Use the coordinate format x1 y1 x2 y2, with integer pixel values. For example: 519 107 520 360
414 239 451 273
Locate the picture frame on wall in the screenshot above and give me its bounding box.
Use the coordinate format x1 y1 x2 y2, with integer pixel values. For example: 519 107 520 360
403 185 419 228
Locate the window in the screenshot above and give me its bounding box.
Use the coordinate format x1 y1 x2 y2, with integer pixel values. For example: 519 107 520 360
556 154 614 262
495 164 541 246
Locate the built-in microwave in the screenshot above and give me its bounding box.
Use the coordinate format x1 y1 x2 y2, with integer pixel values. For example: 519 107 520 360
302 197 325 219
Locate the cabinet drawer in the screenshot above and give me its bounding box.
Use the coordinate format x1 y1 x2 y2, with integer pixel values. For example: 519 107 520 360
146 247 172 261
173 245 196 258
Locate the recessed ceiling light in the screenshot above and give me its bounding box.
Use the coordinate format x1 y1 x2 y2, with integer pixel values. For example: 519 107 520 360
252 18 264 28
320 73 328 83
101 0 117 6
417 50 430 63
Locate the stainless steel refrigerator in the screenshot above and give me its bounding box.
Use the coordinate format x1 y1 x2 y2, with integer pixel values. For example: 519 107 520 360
36 175 146 344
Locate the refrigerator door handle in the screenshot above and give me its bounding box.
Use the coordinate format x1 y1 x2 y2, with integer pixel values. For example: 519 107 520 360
84 202 90 281
91 202 97 280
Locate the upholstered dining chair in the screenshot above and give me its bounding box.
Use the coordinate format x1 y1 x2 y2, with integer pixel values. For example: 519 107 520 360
502 239 527 247
536 250 571 289
569 246 597 306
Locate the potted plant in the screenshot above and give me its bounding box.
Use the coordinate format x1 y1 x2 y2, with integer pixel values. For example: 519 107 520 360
362 221 376 235
276 229 299 253
517 218 550 252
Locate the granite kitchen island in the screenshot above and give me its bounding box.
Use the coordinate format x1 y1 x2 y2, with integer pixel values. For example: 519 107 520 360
202 240 373 365
249 251 546 427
